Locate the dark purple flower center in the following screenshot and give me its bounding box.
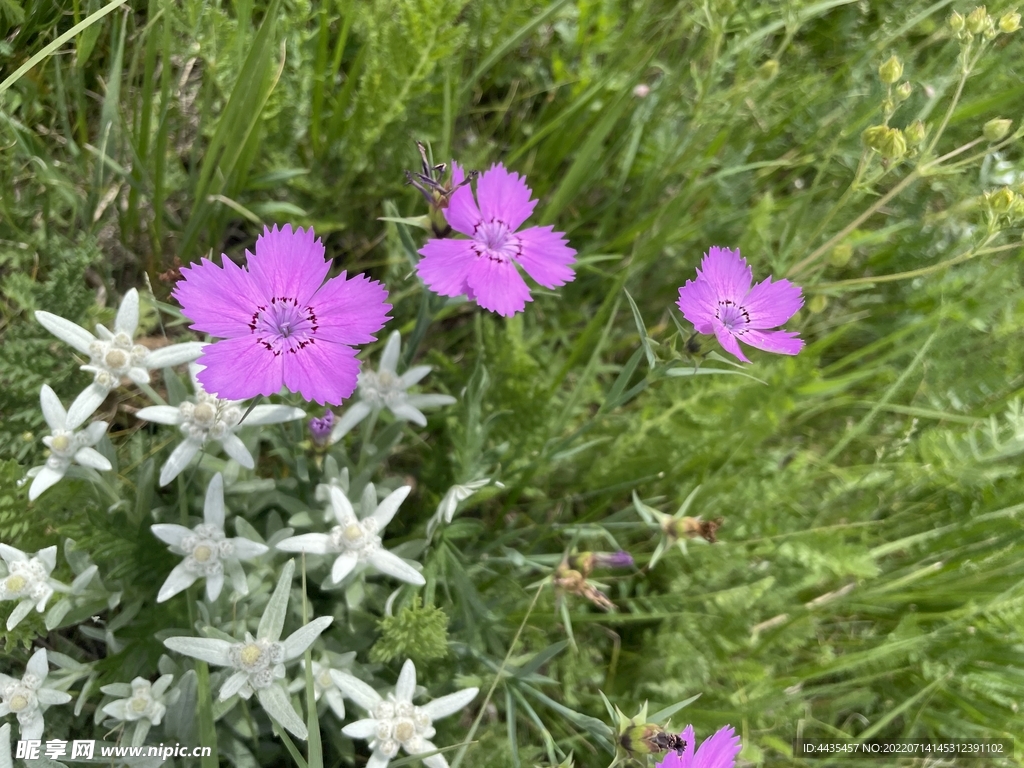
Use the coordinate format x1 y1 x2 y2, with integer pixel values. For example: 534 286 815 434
715 299 751 333
249 297 319 356
472 221 522 263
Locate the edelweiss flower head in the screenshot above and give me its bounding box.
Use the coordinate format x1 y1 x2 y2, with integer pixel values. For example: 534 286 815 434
25 385 112 501
101 675 175 747
0 545 66 631
330 332 456 442
0 648 72 741
335 659 479 768
416 162 577 317
287 651 356 720
163 560 333 740
136 364 306 485
151 473 270 602
173 224 392 406
277 484 424 586
676 247 803 363
655 725 741 768
35 288 204 417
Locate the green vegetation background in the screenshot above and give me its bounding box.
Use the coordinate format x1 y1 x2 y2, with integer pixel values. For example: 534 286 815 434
2 0 1024 765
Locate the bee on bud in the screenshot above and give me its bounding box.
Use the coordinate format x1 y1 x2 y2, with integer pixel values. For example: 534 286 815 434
405 141 477 237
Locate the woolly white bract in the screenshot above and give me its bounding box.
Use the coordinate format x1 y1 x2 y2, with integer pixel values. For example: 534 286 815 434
0 649 71 741
136 364 305 486
35 288 204 418
330 331 455 442
334 659 478 768
276 484 424 586
162 560 332 740
151 473 270 602
0 545 67 631
25 385 111 501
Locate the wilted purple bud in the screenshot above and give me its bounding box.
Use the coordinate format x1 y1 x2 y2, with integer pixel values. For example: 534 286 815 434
309 410 335 446
568 550 634 575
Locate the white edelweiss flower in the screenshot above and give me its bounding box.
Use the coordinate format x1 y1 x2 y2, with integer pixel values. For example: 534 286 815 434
335 659 478 768
330 331 455 442
163 560 332 741
25 385 112 501
276 484 424 586
35 288 205 418
0 545 68 631
287 651 356 721
136 364 306 486
0 648 72 741
101 674 174 747
151 473 269 602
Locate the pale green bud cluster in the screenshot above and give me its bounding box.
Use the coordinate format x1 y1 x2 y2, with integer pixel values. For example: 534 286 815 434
985 187 1024 220
863 125 908 159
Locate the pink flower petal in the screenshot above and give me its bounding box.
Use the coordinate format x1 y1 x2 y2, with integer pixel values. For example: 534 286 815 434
477 163 538 231
742 329 804 356
173 257 263 337
713 321 749 363
699 247 751 304
246 225 331 305
692 725 741 768
195 337 284 400
416 238 475 297
742 276 803 329
310 272 392 346
514 226 576 288
281 340 360 406
465 257 532 317
676 278 719 334
443 162 482 237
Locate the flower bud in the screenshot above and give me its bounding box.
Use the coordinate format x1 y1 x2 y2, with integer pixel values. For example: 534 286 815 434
569 551 635 574
663 515 722 543
757 59 780 80
808 295 829 314
878 55 904 84
966 6 990 34
987 187 1016 214
862 124 890 150
864 126 907 158
905 119 927 145
1009 194 1024 219
949 10 966 32
829 244 853 267
632 83 651 98
983 117 1012 141
309 411 335 447
895 81 913 101
999 10 1021 32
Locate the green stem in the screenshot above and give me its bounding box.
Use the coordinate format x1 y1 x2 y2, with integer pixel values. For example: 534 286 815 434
449 580 548 768
195 661 220 768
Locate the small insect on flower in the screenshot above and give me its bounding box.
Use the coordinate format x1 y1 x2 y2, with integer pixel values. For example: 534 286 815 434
676 246 803 363
655 724 741 768
416 162 577 317
406 141 477 237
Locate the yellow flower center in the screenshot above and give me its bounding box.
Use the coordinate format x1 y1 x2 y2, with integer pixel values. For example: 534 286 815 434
395 721 415 742
130 696 149 713
239 644 262 666
9 694 28 712
51 434 71 452
193 545 212 562
343 523 363 542
5 575 26 593
105 349 129 369
317 671 333 688
193 403 216 424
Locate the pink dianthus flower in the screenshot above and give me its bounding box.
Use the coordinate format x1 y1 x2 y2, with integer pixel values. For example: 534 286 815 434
657 725 742 768
416 162 576 317
676 246 803 363
173 225 391 406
